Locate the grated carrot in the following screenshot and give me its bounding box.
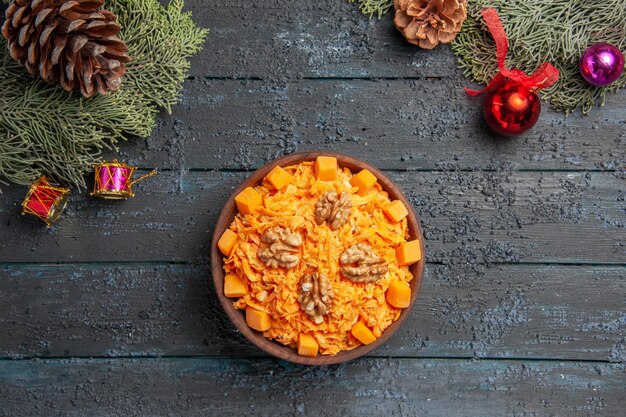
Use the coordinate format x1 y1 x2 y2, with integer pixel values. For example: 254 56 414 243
223 161 413 356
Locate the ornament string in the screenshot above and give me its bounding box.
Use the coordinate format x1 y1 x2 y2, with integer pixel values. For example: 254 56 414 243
464 8 560 96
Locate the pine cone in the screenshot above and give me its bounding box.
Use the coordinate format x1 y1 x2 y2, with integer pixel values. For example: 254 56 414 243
394 0 467 49
2 0 130 98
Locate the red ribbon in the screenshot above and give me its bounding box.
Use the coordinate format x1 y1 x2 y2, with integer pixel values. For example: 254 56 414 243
465 8 560 96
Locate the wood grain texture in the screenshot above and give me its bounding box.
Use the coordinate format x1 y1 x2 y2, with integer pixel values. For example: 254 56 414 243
1 357 625 417
116 78 626 172
185 0 458 79
1 0 625 414
0 170 623 264
1 263 624 362
210 152 425 365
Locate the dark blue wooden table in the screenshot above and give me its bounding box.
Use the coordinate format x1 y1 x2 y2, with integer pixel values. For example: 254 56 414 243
1 1 625 415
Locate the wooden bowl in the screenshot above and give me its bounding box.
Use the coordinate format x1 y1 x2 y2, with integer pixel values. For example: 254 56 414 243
211 152 425 365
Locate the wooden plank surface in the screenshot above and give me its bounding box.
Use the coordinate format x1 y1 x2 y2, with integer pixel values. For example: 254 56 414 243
1 358 625 417
116 78 626 172
0 170 623 263
1 0 625 415
1 263 624 361
185 1 458 79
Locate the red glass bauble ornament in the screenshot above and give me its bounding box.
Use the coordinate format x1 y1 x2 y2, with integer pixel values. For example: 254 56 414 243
483 79 541 136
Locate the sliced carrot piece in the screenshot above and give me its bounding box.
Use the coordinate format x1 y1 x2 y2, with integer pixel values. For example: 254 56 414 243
396 240 422 267
350 169 377 196
314 156 338 181
351 321 377 345
298 334 319 357
383 200 409 223
386 280 411 308
218 229 238 257
224 273 247 298
235 187 262 214
266 166 293 190
246 306 271 331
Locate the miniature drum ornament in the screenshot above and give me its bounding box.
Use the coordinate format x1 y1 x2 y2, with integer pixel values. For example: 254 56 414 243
92 160 157 200
92 161 135 199
22 176 70 227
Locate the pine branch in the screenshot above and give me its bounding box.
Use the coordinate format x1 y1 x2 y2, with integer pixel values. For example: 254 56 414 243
349 0 394 19
452 0 626 114
0 0 208 188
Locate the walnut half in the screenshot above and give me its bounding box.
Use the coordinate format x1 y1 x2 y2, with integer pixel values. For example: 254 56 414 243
314 191 352 230
339 243 388 283
257 227 302 269
298 272 334 324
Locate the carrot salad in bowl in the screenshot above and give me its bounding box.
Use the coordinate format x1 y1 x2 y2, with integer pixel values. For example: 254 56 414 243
217 156 421 357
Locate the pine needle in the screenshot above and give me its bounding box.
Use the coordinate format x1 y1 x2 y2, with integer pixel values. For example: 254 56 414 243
452 0 626 114
349 0 394 19
0 0 208 188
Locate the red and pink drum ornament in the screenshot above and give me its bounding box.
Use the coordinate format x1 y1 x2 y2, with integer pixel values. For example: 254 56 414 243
22 176 70 227
92 161 157 200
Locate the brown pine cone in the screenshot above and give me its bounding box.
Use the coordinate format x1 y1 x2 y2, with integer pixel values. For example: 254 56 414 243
394 0 467 49
2 0 130 98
